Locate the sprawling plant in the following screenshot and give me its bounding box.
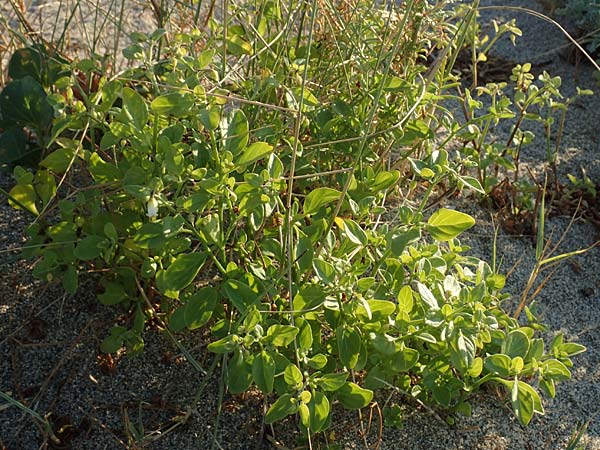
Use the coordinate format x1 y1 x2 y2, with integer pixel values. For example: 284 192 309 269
1 0 586 439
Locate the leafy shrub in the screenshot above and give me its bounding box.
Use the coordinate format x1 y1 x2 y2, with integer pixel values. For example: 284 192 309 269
1 0 587 437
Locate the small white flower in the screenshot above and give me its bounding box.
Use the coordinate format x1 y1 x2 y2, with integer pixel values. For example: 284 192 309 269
146 197 159 218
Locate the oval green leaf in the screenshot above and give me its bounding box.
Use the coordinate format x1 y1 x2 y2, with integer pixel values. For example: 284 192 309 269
426 208 475 242
266 324 299 347
227 349 253 394
337 382 373 410
150 92 195 117
265 394 297 424
156 252 207 294
303 187 342 216
253 350 275 394
236 142 273 168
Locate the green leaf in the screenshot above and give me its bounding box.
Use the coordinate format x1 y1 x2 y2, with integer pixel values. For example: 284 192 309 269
98 282 128 305
370 170 400 192
225 110 249 155
184 288 216 330
226 34 253 56
104 223 118 241
168 307 187 333
391 347 419 372
198 106 220 130
371 333 397 356
342 218 368 245
451 333 476 373
299 403 310 429
541 359 571 381
0 128 40 165
558 342 586 357
253 351 275 394
313 259 335 284
227 349 253 394
458 175 485 194
468 357 483 377
0 76 53 129
88 153 122 183
416 282 439 311
356 300 396 322
426 208 475 242
390 228 420 256
484 354 512 377
74 235 106 260
456 401 472 417
397 286 414 313
207 335 237 353
290 87 319 108
99 80 122 111
150 92 194 117
197 48 215 68
510 379 544 426
236 142 273 168
223 279 257 314
8 47 44 84
284 364 303 388
383 76 411 92
307 354 328 369
62 265 78 294
398 120 433 144
8 183 39 215
266 325 299 347
316 373 348 392
133 222 173 249
121 87 148 130
303 188 342 215
156 252 207 295
539 378 556 398
100 326 127 353
37 174 64 207
337 327 361 369
308 391 330 432
293 284 325 311
415 332 437 344
337 382 373 410
431 384 452 407
502 330 530 359
265 394 297 424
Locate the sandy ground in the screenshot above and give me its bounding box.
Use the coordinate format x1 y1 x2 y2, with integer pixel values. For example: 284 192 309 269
0 0 599 449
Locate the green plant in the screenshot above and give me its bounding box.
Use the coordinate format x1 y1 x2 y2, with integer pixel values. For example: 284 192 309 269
444 51 593 197
0 45 69 167
567 168 597 198
431 11 595 235
1 0 589 442
565 417 594 450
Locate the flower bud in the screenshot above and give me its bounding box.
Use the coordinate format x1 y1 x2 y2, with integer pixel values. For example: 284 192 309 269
146 197 158 218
